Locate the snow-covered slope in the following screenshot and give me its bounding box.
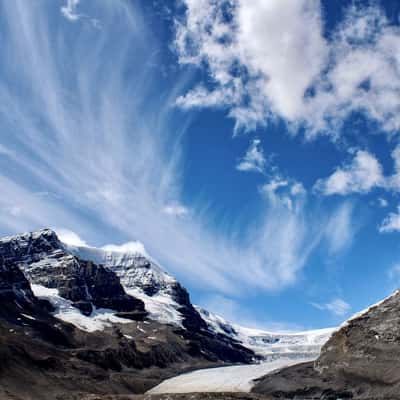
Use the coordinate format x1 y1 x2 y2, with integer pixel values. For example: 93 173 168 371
65 243 185 326
197 307 334 360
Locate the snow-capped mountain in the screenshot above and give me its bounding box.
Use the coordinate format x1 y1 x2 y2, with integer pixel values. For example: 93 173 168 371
0 228 332 362
65 243 186 326
0 229 146 320
64 241 208 333
63 233 333 360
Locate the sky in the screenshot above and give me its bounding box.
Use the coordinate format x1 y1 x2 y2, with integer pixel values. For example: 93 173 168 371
1 0 400 331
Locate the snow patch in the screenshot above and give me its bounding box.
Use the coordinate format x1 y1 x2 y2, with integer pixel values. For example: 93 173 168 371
125 287 183 327
31 284 133 332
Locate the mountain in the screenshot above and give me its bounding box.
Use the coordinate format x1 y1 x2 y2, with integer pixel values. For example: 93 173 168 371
65 241 208 332
252 290 400 399
0 229 258 400
0 228 333 399
64 238 332 361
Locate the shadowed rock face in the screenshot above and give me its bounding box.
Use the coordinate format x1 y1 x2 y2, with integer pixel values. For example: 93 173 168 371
0 258 36 304
253 290 400 399
0 229 146 317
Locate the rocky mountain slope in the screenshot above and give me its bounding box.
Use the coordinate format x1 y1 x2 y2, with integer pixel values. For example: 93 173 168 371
0 229 255 400
252 290 400 399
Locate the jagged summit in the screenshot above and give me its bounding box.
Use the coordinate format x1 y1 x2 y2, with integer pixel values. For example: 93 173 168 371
0 228 146 319
64 237 208 332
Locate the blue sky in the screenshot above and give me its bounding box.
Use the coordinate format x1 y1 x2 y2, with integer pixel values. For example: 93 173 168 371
2 0 400 331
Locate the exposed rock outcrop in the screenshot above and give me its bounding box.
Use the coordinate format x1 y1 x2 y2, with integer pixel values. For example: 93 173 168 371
252 290 400 399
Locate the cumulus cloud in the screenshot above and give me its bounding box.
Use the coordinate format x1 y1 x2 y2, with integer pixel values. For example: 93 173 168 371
236 138 266 173
311 298 351 317
175 1 400 137
314 150 384 195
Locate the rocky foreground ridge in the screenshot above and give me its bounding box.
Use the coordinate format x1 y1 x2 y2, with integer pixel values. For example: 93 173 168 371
252 290 400 399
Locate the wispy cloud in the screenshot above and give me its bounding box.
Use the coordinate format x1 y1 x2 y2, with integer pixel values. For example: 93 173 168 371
236 138 266 173
324 202 355 255
311 298 351 317
260 177 306 211
162 203 189 217
174 1 400 138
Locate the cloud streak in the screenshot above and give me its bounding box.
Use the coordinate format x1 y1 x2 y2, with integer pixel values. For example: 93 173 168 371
311 298 351 317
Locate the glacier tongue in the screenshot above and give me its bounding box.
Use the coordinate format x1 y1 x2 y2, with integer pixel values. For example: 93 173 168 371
196 307 335 360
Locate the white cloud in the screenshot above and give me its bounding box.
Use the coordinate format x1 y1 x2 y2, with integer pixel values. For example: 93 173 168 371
260 176 306 211
175 2 400 137
236 138 266 173
324 202 354 255
314 150 384 195
61 0 81 21
56 228 88 247
311 298 351 317
379 206 400 233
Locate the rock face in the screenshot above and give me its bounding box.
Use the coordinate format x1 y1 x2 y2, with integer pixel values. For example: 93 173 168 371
0 257 36 304
253 290 400 399
0 229 146 317
68 244 208 331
